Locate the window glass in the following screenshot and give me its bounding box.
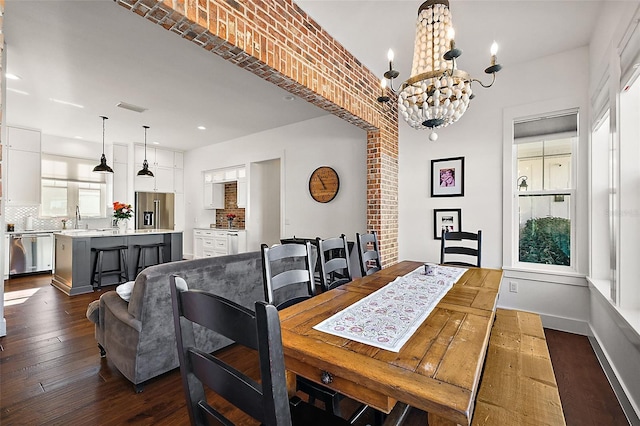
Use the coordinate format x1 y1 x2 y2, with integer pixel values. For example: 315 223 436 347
42 180 68 217
518 194 571 266
79 185 102 217
515 112 576 268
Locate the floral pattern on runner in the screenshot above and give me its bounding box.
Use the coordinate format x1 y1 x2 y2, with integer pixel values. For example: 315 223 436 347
313 265 467 352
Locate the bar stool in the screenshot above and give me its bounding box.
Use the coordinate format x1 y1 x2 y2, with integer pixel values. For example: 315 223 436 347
135 242 166 274
91 245 129 290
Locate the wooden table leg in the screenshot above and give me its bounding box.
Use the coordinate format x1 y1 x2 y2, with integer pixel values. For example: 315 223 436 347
285 370 297 398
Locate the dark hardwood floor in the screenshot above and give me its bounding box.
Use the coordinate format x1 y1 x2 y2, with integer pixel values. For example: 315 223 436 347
0 274 629 425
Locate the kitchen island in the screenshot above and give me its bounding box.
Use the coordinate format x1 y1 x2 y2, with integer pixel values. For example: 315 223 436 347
52 229 183 296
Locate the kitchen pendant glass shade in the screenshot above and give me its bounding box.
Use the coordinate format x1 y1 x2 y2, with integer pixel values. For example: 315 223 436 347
137 125 154 178
93 116 114 173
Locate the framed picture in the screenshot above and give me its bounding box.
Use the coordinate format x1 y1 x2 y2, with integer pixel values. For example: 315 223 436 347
434 209 462 239
431 157 465 197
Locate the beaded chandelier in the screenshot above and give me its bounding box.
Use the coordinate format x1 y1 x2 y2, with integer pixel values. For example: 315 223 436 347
378 0 502 140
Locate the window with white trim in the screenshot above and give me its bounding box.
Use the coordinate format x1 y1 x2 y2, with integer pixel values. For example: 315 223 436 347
41 154 107 218
514 112 577 268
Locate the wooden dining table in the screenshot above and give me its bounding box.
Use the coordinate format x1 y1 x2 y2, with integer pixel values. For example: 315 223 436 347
279 261 503 426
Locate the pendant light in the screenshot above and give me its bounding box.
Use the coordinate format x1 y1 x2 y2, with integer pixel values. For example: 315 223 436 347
93 115 114 173
137 125 154 178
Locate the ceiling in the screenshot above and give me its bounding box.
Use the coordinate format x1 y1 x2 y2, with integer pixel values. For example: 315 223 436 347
4 0 603 152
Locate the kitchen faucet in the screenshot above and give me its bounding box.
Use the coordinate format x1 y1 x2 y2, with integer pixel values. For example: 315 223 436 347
75 205 81 229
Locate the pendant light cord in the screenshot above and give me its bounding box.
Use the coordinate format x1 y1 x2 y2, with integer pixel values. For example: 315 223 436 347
100 115 108 153
143 125 149 159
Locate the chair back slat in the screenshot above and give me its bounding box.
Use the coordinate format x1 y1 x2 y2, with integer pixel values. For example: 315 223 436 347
317 235 353 292
170 276 294 426
178 290 258 350
261 242 315 310
356 231 382 277
440 230 482 268
189 349 264 422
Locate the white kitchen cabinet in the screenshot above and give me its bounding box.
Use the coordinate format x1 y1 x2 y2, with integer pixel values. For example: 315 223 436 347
193 228 246 259
6 127 41 205
174 168 184 194
173 152 184 169
134 144 182 193
113 143 128 163
154 167 174 192
154 148 174 168
204 182 224 209
213 230 228 256
113 144 128 203
7 150 41 205
7 126 40 151
237 177 247 208
112 162 128 203
203 165 247 208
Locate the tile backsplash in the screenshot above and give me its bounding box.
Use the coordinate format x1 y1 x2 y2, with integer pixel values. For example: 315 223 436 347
5 205 112 232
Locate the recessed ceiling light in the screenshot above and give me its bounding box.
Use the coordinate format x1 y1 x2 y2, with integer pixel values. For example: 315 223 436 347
6 73 21 80
7 88 29 95
49 98 84 108
197 126 206 130
283 95 295 101
152 141 160 145
74 136 83 139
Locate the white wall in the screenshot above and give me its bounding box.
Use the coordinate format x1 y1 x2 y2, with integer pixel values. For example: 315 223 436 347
399 47 589 270
183 114 367 257
587 3 640 419
41 134 105 159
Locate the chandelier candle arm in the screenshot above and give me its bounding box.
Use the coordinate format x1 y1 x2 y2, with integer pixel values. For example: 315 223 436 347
377 79 390 103
377 0 502 136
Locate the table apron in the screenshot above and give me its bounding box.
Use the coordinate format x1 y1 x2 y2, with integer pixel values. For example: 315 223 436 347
284 355 397 413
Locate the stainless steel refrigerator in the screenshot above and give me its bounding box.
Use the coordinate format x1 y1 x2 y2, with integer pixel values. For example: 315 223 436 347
135 192 175 230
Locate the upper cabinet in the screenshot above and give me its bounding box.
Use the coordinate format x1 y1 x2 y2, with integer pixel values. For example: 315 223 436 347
5 126 41 205
134 145 183 193
113 144 128 203
203 165 246 209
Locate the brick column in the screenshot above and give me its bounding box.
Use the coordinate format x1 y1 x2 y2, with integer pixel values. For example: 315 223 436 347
116 0 399 265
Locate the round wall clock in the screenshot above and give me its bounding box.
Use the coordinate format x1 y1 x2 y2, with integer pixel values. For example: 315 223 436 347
309 166 340 203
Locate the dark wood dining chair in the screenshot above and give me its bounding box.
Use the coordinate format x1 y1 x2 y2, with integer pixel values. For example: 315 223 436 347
169 275 350 426
316 234 352 292
440 229 482 267
261 242 316 310
356 231 382 276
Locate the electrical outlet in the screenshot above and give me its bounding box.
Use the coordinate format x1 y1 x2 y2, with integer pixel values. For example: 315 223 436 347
509 281 518 293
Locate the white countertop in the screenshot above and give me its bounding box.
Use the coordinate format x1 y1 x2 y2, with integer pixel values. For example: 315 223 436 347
54 229 181 238
194 227 246 231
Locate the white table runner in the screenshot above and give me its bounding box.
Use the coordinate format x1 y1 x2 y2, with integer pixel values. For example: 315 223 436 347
313 265 467 352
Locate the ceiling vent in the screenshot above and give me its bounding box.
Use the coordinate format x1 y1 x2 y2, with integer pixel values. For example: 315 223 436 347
116 101 147 113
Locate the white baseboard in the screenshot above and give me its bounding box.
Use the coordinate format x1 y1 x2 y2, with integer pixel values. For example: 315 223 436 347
588 332 640 426
539 313 591 336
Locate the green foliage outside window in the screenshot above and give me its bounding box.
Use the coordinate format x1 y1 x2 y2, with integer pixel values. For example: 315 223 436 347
519 217 570 266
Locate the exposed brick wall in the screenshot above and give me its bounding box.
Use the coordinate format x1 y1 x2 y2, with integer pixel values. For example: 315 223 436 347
115 0 399 265
214 182 245 229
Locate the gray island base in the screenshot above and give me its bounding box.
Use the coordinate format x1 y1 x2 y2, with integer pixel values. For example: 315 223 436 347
52 229 183 296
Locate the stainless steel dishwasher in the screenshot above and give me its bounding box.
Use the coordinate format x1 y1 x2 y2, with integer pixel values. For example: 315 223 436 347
9 233 54 276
